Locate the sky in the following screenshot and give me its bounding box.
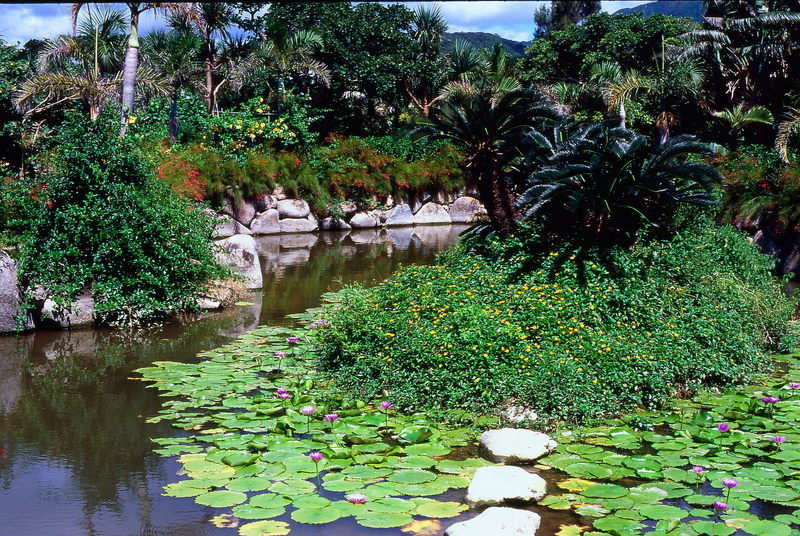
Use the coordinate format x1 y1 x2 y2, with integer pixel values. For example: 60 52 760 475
0 2 651 46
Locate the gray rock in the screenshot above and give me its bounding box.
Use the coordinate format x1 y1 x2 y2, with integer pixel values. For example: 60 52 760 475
277 199 311 219
214 235 263 289
319 217 351 231
280 233 319 249
40 288 95 329
0 251 32 333
386 204 415 226
413 202 451 225
444 507 541 536
479 428 557 464
449 196 487 223
349 229 381 244
279 214 318 233
349 212 380 228
272 185 288 200
213 214 253 238
250 209 281 235
466 466 547 509
255 193 277 212
432 190 458 205
196 297 222 310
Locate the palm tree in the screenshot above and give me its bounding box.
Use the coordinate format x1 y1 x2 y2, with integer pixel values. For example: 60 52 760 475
402 5 449 117
417 89 560 236
140 27 202 140
714 104 774 147
14 8 127 120
590 61 649 129
518 124 721 248
70 2 188 131
230 20 330 113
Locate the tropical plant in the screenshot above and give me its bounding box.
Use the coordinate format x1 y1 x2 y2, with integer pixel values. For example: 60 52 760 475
230 20 330 113
590 61 649 130
777 107 800 162
140 27 202 140
70 1 188 131
714 103 774 146
517 124 722 248
400 4 449 117
13 7 127 120
417 90 559 236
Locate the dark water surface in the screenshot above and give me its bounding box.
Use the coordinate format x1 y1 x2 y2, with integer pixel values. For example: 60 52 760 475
0 226 490 536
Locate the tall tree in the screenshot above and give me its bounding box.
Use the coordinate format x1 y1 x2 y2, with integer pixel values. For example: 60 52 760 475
70 2 187 132
401 4 449 117
534 0 600 40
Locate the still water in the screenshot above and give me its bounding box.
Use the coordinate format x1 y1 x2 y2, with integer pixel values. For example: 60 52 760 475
0 226 486 536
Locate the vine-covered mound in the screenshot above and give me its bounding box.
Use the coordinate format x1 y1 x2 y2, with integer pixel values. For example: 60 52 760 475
316 221 797 423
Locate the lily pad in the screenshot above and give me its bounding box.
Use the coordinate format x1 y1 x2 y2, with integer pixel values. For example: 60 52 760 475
582 483 629 498
356 511 415 528
388 470 437 484
227 477 273 492
742 520 792 536
638 504 687 521
368 498 416 514
195 490 248 508
249 493 291 509
231 505 286 520
292 495 332 509
290 506 342 524
592 516 644 532
415 500 468 518
238 520 291 536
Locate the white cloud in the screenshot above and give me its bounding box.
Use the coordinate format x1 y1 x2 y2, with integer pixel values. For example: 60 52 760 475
0 4 71 44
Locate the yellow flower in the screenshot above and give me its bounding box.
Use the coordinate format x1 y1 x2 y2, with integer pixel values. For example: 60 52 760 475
127 115 136 124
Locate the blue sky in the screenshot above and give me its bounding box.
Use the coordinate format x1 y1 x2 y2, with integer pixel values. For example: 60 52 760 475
0 2 650 46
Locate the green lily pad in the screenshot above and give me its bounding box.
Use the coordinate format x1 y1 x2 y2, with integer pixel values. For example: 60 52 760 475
230 505 286 520
290 506 342 524
342 466 393 480
355 511 414 528
691 520 736 535
416 500 468 518
268 479 316 495
323 479 365 492
387 470 437 484
582 483 629 498
742 520 793 536
227 477 273 492
403 443 451 457
575 504 610 517
368 498 416 514
238 520 291 536
638 504 687 521
749 486 799 503
249 493 291 509
393 482 448 496
195 490 248 507
163 483 206 497
293 495 332 509
592 516 644 532
398 456 438 469
563 462 614 479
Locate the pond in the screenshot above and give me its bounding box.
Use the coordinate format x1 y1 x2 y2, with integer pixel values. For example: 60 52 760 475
0 225 492 536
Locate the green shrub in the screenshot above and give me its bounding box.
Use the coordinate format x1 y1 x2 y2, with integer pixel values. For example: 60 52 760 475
5 110 227 326
315 216 796 425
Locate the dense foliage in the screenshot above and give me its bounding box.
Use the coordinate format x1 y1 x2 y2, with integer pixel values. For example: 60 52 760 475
316 215 796 424
2 110 226 326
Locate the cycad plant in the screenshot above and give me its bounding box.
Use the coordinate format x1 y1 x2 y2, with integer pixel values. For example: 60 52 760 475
518 123 722 249
417 89 560 236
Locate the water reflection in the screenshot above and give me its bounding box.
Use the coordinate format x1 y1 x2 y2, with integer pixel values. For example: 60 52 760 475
0 225 470 536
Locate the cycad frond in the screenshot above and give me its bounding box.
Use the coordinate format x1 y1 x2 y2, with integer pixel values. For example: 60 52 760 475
776 107 800 162
714 104 774 132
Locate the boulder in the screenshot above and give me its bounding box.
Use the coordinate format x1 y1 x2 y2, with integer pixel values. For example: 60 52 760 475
228 198 258 226
250 209 281 235
255 193 277 212
466 466 547 509
213 214 253 238
386 204 415 227
0 251 32 333
272 185 288 200
432 190 458 205
449 196 487 223
444 507 541 536
214 235 263 289
40 288 95 329
386 226 416 249
479 428 557 464
319 217 351 231
413 202 451 225
277 199 311 219
279 214 318 233
349 212 380 228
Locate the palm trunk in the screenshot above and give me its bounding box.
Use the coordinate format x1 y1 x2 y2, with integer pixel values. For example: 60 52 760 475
473 156 518 237
618 100 627 129
205 57 215 114
120 10 140 136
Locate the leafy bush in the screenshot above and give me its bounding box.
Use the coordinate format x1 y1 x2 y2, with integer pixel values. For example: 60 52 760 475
715 144 800 229
156 134 465 215
315 216 796 425
4 110 227 326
